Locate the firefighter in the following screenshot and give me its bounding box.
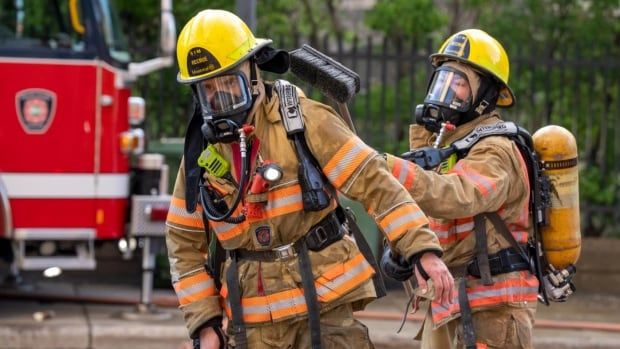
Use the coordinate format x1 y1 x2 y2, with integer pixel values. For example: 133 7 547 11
382 29 539 348
166 9 455 349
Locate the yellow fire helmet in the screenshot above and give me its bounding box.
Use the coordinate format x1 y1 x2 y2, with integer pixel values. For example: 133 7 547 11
176 9 272 84
430 29 515 107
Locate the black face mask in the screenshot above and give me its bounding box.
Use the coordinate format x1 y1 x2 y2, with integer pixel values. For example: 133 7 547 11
200 105 252 144
414 103 461 133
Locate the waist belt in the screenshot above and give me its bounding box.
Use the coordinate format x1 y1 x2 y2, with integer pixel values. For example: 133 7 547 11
235 211 345 262
227 210 345 349
449 246 530 278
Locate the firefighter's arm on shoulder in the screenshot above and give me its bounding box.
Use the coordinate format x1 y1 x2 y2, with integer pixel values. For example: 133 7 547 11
165 163 222 339
385 136 521 220
300 98 442 259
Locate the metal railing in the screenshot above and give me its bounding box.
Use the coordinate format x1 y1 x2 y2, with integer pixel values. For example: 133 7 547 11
137 34 620 237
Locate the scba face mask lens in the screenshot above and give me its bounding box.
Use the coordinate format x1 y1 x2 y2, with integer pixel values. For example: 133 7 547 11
196 71 254 143
426 67 473 112
196 72 253 118
415 67 474 132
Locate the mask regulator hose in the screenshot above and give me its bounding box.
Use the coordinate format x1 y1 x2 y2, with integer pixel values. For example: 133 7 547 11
199 125 253 223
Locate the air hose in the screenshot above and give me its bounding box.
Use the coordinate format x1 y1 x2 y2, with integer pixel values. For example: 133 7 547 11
199 126 252 223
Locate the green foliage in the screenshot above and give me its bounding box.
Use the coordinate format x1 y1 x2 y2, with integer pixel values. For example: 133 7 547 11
365 0 446 39
113 0 619 236
353 73 429 154
580 167 618 206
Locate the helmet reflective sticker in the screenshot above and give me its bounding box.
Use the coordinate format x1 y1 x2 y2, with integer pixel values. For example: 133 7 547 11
442 33 470 59
187 47 221 77
425 67 472 112
196 71 252 118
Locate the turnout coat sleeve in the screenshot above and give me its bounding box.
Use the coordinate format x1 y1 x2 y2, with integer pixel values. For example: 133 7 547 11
165 161 222 338
299 97 443 260
386 117 529 221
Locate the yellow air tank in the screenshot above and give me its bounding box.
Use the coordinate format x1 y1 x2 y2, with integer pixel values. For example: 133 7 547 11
532 125 581 269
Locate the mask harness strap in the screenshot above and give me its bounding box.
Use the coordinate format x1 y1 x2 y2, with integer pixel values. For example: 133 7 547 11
462 76 499 123
249 60 260 97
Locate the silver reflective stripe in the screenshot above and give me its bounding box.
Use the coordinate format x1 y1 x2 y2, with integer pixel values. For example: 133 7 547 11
175 279 215 299
265 189 303 211
455 221 474 233
168 202 203 221
463 171 495 194
212 221 237 235
467 285 539 301
241 294 307 315
241 303 271 315
325 142 370 183
395 159 411 185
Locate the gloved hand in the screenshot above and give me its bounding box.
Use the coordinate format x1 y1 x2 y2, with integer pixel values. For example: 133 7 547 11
380 246 414 282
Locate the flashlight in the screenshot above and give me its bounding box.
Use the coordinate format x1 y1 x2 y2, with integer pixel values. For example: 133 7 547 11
261 163 283 184
245 162 283 219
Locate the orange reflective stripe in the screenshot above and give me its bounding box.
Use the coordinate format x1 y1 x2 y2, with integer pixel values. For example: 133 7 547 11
210 185 307 242
476 342 488 349
450 162 496 197
221 285 308 323
431 273 539 323
316 253 375 302
391 156 416 189
166 197 204 229
219 253 374 323
173 271 217 306
268 289 308 320
323 138 375 188
210 205 248 241
432 215 529 246
264 185 304 217
379 203 429 241
433 217 474 245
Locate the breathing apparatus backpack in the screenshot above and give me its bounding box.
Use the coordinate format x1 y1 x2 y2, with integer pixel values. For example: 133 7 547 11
402 121 581 304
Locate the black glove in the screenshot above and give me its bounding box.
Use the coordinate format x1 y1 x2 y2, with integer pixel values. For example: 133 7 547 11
380 246 414 282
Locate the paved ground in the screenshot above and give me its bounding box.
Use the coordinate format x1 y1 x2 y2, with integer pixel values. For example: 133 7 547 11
1 277 620 349
1 243 620 349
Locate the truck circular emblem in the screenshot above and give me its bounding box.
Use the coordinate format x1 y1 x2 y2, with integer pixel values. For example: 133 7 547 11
15 88 57 134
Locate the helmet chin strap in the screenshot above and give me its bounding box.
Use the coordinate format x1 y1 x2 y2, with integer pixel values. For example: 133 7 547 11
459 76 499 125
249 60 260 97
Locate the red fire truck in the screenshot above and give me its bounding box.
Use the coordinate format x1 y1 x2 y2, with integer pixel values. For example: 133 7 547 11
0 0 176 282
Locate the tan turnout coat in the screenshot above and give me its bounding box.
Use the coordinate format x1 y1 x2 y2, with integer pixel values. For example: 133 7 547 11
166 83 443 337
386 113 539 327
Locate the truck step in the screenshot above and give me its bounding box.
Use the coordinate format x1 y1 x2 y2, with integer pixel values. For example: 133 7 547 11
13 228 96 271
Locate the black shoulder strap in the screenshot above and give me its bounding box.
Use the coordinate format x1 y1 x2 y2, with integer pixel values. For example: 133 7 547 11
473 214 494 286
183 105 205 213
274 79 386 298
273 79 305 135
451 121 520 155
